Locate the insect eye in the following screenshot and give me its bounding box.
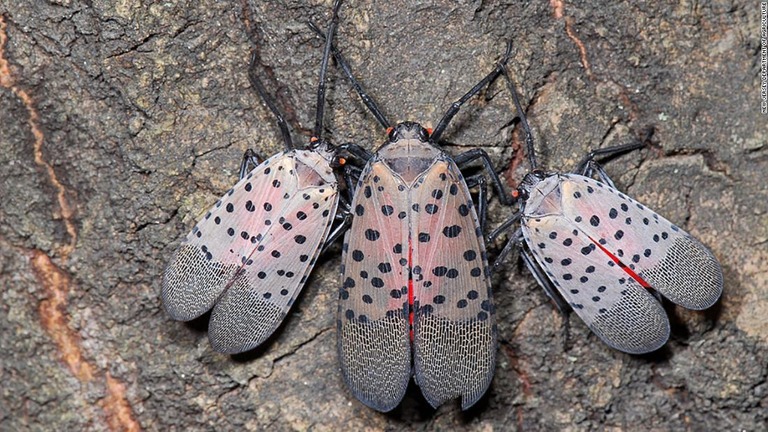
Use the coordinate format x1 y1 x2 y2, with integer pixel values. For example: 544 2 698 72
330 155 346 168
418 127 430 142
386 126 397 141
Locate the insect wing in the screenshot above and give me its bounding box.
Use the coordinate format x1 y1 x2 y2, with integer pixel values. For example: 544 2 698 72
337 159 411 412
162 152 291 321
559 174 723 310
524 212 670 354
208 179 338 354
409 158 496 409
523 173 722 353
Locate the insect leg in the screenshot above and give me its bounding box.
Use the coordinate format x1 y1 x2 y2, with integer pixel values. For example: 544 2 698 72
584 160 618 188
574 141 646 177
336 186 352 218
239 149 264 179
454 148 513 205
492 223 521 268
575 128 654 184
520 247 571 314
499 65 537 170
343 164 363 193
322 211 352 252
336 142 368 203
464 173 489 231
430 41 513 142
322 177 353 252
488 210 521 244
518 254 575 351
338 142 374 165
519 250 575 352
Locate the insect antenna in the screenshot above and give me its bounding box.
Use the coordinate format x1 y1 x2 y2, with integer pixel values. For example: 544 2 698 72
307 21 391 130
313 0 344 142
500 65 537 170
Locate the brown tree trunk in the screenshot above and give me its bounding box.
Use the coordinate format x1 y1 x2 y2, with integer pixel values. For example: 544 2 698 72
1 0 765 430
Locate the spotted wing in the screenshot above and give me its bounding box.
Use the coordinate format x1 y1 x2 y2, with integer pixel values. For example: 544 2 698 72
337 159 411 412
162 151 293 320
559 174 723 310
162 151 338 353
208 183 338 353
524 212 670 354
409 158 496 409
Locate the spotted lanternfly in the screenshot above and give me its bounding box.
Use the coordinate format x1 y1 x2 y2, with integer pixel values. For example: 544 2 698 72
161 1 351 354
313 26 513 410
491 70 724 355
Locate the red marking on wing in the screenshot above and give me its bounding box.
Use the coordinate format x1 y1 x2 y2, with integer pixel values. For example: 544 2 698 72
589 235 652 289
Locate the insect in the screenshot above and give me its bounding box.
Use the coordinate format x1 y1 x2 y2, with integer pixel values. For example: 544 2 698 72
161 0 351 354
312 23 513 411
491 69 723 354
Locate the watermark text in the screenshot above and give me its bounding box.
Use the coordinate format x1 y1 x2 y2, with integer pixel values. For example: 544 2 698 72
761 2 767 113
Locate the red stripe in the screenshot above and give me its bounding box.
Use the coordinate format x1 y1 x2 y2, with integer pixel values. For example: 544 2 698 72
589 236 652 289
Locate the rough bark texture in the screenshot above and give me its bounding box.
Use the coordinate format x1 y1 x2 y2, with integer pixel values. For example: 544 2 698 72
0 0 765 430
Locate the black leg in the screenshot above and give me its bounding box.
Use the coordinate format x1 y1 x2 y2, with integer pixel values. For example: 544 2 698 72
333 142 368 204
573 141 647 189
343 162 363 187
491 223 521 269
339 190 351 210
453 148 513 205
500 65 537 170
239 149 264 179
584 160 618 188
489 209 521 244
519 242 576 347
321 185 352 252
321 211 352 253
336 186 351 218
338 142 374 165
520 247 571 314
345 164 362 177
248 53 294 150
307 21 391 130
573 141 646 177
477 176 488 232
430 41 513 143
560 312 573 353
464 173 488 232
310 0 358 214
312 0 343 140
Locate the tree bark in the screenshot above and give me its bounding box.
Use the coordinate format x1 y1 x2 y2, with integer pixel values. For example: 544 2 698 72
0 0 765 430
